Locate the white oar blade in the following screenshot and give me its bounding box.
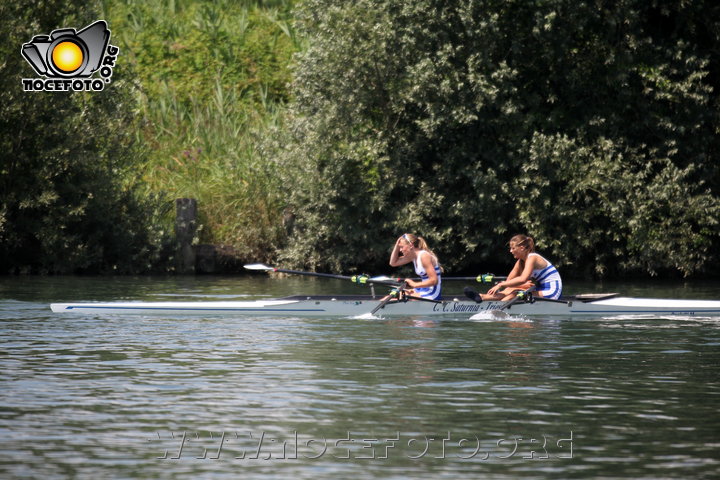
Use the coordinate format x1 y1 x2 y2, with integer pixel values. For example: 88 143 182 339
243 263 274 271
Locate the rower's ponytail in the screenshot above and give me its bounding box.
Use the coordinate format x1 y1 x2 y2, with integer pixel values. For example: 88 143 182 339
413 235 443 272
509 234 535 252
416 236 433 256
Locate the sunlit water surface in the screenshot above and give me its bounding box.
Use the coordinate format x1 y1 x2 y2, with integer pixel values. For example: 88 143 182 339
1 276 719 479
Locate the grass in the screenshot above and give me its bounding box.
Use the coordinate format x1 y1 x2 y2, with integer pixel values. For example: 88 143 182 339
102 0 300 261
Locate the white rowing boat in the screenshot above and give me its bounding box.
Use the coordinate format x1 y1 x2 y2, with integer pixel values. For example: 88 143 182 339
50 293 720 318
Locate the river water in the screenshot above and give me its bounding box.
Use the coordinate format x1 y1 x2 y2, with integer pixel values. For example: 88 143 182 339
1 275 719 479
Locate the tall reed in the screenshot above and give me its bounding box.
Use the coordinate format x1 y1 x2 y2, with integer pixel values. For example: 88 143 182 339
105 0 299 262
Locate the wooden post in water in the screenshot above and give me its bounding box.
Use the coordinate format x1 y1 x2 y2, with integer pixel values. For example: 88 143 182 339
175 198 197 274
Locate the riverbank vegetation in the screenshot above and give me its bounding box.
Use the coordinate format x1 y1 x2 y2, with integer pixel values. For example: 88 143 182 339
2 0 719 277
1 1 172 273
102 0 299 262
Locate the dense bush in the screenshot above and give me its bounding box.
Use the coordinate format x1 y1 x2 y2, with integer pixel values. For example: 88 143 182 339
275 0 720 277
0 0 173 273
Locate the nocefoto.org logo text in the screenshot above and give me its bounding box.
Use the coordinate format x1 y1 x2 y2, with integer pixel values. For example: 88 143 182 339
21 20 119 92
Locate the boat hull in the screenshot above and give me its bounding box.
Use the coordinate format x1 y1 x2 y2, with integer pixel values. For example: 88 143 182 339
50 295 720 318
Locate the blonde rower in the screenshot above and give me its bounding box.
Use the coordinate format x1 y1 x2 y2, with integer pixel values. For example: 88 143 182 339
389 234 442 300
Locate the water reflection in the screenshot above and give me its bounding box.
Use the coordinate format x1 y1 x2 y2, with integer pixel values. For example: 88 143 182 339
384 317 438 382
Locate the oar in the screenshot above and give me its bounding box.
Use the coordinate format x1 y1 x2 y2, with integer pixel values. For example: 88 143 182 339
370 282 406 315
243 263 401 287
402 294 443 305
526 296 569 305
500 286 537 311
370 281 408 315
446 274 508 283
380 273 507 283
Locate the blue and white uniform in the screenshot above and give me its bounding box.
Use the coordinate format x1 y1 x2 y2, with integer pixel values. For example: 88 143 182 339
529 253 562 299
413 250 442 300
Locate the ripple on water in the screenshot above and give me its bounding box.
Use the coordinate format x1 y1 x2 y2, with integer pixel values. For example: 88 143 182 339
2 278 720 479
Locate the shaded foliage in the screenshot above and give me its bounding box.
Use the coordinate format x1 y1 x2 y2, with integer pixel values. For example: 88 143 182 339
276 0 720 277
0 0 172 273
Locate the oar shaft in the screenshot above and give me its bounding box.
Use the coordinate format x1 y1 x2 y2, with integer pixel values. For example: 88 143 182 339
247 264 504 285
528 296 569 305
383 275 508 283
401 294 442 305
270 267 351 281
244 264 401 287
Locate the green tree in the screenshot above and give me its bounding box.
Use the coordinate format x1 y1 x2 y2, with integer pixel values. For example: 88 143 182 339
0 0 171 273
276 0 720 277
511 0 720 276
519 134 719 277
277 0 518 273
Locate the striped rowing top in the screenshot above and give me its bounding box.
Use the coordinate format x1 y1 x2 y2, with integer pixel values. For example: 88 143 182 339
529 253 562 299
412 250 442 300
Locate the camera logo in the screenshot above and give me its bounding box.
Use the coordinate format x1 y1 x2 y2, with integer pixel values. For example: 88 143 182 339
21 20 119 92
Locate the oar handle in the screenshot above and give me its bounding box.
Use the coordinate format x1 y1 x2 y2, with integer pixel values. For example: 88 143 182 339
475 273 507 283
371 281 408 315
501 286 537 311
350 274 400 286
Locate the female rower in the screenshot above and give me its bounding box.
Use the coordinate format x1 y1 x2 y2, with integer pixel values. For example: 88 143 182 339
470 234 562 302
389 233 442 300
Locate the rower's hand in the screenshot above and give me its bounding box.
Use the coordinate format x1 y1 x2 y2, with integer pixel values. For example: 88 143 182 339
487 283 503 295
404 278 418 288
